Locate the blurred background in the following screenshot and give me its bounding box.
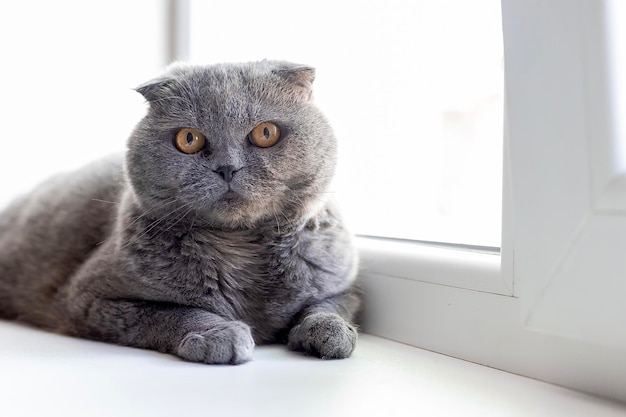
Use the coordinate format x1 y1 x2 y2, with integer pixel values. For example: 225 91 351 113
0 0 503 248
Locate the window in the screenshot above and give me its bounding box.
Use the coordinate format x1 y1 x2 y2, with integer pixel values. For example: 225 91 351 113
187 0 504 248
0 0 164 209
363 0 626 403
182 0 626 402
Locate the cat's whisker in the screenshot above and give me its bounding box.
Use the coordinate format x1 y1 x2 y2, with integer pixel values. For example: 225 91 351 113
283 186 306 205
98 197 180 247
188 211 199 234
156 203 196 236
135 204 190 237
273 212 281 234
91 199 117 205
119 201 191 249
283 192 311 215
279 211 292 227
121 196 179 228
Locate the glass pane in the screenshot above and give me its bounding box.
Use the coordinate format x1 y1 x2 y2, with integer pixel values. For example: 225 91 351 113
189 0 503 247
607 0 626 166
0 1 164 209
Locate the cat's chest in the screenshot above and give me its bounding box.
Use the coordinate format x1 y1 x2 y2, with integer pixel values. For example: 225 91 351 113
128 225 345 342
179 229 312 332
178 229 268 290
175 229 307 304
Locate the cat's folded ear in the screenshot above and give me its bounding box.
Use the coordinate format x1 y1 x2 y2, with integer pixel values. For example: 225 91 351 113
135 75 177 103
272 63 316 102
136 63 190 102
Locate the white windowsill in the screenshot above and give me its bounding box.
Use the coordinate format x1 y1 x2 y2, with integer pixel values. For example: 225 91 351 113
1 320 623 416
356 236 511 296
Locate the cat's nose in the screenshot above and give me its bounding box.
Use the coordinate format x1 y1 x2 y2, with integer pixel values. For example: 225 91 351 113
214 165 238 183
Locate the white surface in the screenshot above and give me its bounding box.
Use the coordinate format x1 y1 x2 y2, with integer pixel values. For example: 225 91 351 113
0 321 623 417
505 0 626 353
360 271 626 404
357 237 509 295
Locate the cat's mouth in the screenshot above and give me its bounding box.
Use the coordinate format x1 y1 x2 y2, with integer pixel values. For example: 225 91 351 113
207 188 266 227
221 190 240 201
214 188 248 207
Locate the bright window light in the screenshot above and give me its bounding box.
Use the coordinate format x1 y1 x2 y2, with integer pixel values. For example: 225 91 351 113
0 1 164 210
193 0 504 248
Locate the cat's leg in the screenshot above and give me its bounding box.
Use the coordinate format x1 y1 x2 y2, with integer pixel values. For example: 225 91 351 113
287 288 360 359
71 299 254 364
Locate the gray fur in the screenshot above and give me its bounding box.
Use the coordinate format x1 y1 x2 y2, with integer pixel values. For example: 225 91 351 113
0 61 360 364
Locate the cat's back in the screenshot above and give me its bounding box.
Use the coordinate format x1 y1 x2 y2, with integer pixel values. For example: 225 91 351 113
0 155 124 325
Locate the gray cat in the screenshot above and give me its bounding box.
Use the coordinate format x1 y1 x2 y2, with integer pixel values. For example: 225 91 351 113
0 60 360 364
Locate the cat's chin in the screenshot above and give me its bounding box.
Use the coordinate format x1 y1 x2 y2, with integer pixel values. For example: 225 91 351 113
204 192 266 229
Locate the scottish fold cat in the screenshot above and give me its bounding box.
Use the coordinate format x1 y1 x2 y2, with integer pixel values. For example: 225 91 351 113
0 60 360 364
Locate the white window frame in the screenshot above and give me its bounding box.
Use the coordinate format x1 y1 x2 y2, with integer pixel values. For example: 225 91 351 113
359 0 626 403
175 0 626 402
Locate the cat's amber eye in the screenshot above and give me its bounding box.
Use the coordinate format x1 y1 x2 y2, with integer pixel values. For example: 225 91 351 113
175 128 206 154
248 122 281 148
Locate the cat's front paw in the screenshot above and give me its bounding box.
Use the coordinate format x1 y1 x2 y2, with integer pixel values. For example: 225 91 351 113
176 320 254 365
287 312 357 359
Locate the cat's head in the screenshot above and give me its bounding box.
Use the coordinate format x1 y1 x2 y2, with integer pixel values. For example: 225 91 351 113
126 60 336 230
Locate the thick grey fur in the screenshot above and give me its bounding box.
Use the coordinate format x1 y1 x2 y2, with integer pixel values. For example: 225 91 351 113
0 60 360 364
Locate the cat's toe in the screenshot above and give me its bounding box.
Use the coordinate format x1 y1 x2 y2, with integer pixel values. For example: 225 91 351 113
176 321 254 365
288 312 358 359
